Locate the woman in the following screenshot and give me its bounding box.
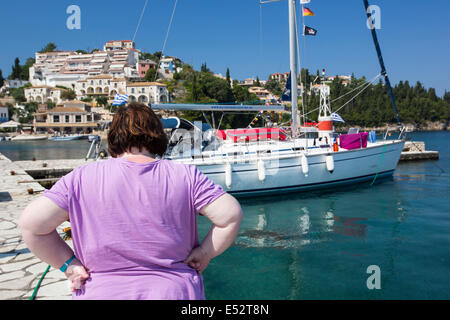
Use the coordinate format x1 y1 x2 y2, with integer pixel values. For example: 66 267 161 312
19 103 243 300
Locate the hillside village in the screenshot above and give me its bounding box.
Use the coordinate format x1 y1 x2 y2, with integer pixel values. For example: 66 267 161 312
8 39 447 133
1 40 349 134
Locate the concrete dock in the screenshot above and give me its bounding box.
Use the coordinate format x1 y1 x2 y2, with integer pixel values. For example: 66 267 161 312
400 141 439 161
0 152 75 300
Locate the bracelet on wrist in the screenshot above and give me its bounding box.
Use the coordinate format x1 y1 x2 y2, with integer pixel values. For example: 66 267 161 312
59 255 76 272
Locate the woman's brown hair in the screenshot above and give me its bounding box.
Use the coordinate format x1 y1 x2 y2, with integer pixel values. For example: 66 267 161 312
107 103 168 157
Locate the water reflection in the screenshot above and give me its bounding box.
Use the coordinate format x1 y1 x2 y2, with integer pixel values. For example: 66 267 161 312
232 181 407 259
333 217 367 238
200 181 412 299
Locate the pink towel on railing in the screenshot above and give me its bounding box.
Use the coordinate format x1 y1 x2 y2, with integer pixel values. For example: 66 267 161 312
339 132 369 150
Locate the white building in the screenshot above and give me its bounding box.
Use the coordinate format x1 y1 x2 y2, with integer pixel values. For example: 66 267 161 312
0 79 30 95
3 79 30 89
75 75 127 99
104 40 136 51
75 76 167 104
126 82 169 104
159 57 183 73
248 87 279 103
30 51 76 85
0 106 9 123
24 86 66 104
29 43 141 89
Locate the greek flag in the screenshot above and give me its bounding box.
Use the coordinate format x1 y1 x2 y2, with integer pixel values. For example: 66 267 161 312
112 94 129 106
331 112 345 123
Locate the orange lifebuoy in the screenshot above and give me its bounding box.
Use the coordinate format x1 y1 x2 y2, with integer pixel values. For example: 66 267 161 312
318 120 333 131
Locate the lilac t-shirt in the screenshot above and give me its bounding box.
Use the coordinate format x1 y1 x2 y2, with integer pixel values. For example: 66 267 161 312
43 157 226 300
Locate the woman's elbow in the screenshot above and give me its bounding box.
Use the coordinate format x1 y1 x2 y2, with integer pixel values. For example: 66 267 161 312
228 197 244 226
18 205 34 234
18 197 58 235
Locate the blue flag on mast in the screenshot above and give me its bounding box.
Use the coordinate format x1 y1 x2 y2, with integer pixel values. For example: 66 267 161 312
331 112 345 123
281 72 292 102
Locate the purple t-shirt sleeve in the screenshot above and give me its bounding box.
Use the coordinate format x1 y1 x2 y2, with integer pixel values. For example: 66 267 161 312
190 165 226 213
42 170 74 212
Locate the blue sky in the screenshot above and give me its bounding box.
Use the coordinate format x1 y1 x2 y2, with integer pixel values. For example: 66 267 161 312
0 0 449 95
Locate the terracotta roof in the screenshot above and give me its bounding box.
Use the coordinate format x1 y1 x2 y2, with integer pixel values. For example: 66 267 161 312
106 40 133 43
62 100 92 105
47 107 87 113
25 85 54 90
35 123 97 128
86 74 113 80
111 78 127 82
127 82 167 87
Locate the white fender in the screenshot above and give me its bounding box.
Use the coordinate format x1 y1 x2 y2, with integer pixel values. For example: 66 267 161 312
326 155 334 173
257 159 266 181
225 162 232 188
301 154 309 176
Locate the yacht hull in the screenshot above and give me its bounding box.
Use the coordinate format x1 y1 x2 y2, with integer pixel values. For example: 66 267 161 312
175 140 404 197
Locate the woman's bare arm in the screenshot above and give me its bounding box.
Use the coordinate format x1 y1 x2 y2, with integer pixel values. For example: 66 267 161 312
19 196 73 267
18 196 89 291
184 193 243 274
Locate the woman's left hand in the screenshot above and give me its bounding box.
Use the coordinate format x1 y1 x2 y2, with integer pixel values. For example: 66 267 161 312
64 259 90 292
184 246 211 275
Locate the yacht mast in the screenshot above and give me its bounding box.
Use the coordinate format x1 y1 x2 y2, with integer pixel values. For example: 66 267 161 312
363 0 402 126
288 0 299 138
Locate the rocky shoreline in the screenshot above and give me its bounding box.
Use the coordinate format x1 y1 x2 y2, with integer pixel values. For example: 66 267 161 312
336 121 449 133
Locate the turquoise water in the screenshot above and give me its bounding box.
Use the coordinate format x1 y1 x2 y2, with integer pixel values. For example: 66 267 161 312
0 139 100 161
1 131 449 299
198 131 450 299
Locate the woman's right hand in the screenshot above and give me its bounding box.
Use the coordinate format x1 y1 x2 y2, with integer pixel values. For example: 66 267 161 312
184 246 211 275
64 259 90 292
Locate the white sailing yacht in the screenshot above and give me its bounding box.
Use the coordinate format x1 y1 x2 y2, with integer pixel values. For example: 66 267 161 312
151 0 405 197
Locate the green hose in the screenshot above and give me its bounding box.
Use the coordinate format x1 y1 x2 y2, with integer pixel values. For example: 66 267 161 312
29 265 51 300
28 231 71 300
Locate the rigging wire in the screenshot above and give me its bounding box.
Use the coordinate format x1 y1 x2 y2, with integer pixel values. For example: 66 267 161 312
332 75 382 114
154 0 179 82
301 73 382 118
132 0 150 43
330 73 382 103
259 1 264 78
